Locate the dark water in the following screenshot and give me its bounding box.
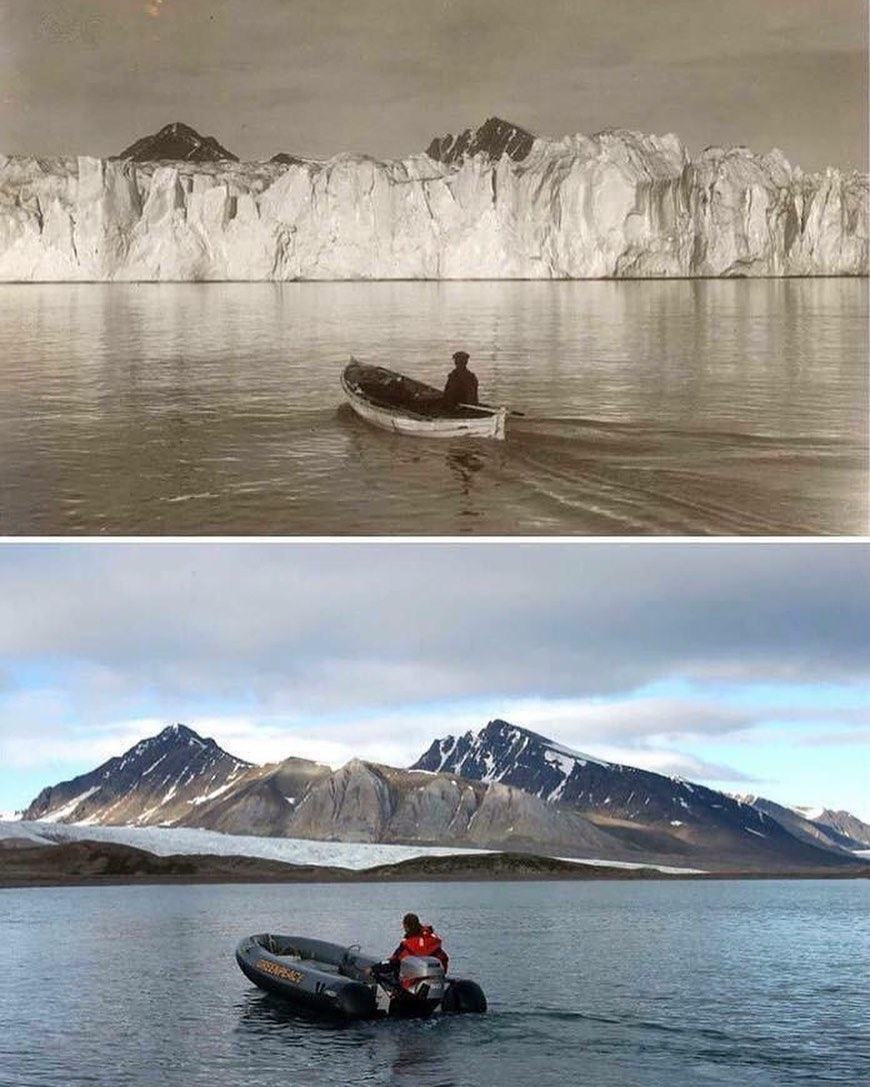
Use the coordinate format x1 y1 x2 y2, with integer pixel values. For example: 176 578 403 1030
2 880 868 1086
0 280 865 535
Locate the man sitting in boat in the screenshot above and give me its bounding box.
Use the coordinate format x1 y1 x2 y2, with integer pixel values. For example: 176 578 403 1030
389 913 449 973
442 351 479 410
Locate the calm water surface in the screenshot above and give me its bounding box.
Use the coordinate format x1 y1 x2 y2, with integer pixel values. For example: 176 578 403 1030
0 280 866 534
2 880 868 1086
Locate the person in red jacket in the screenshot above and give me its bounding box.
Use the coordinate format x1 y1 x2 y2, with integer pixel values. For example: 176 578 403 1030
389 913 449 973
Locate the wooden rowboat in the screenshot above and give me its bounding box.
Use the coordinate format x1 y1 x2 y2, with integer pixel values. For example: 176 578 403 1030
341 358 507 440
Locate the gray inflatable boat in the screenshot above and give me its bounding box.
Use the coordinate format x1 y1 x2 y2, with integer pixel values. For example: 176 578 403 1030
236 934 487 1020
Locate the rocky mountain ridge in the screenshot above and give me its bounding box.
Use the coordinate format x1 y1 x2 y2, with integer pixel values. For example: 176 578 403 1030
22 727 639 860
732 795 867 853
20 722 864 871
413 720 862 868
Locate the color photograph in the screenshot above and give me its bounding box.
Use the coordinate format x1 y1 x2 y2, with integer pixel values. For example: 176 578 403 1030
1 542 869 1085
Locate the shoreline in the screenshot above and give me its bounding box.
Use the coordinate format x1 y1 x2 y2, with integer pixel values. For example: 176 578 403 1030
0 275 867 285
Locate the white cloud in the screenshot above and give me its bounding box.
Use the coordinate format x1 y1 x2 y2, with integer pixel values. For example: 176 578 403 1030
0 543 868 807
0 543 868 720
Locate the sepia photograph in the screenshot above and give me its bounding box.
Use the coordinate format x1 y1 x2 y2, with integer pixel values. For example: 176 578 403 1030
0 0 866 535
1 3 868 1087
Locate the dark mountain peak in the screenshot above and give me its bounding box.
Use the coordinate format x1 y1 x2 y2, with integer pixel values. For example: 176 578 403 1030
410 720 860 870
481 116 528 136
117 122 238 163
157 722 195 739
22 722 251 826
104 722 245 779
270 152 304 166
415 719 604 779
480 718 555 745
426 117 535 166
162 121 200 139
155 722 213 746
126 722 219 758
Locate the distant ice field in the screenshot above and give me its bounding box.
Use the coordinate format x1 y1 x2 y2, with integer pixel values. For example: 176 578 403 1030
0 820 704 874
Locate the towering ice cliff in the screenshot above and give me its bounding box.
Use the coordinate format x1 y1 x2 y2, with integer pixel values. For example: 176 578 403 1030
0 119 865 280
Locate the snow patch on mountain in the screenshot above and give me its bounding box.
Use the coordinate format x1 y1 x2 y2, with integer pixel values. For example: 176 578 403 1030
38 787 102 823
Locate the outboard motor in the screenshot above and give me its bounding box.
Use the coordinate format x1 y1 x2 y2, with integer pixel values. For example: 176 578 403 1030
397 955 447 1010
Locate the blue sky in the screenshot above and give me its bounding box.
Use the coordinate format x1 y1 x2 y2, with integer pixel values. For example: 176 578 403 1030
0 542 868 820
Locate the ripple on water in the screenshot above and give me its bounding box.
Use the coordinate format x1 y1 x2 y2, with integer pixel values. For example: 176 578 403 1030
0 279 865 534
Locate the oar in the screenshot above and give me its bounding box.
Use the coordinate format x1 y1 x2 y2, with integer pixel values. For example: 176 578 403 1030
459 401 526 418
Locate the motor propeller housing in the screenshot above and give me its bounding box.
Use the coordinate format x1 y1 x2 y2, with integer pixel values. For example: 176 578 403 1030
398 955 447 1002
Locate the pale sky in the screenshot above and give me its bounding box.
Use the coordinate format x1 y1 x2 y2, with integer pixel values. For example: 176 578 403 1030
1 542 868 821
0 0 866 171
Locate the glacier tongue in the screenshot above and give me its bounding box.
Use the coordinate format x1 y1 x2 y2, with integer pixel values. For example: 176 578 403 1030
0 129 866 280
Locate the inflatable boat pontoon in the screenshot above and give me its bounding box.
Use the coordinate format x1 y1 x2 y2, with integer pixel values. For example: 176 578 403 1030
236 934 487 1020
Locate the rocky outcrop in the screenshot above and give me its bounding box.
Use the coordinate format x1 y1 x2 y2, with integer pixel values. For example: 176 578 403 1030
426 116 535 165
175 756 332 836
289 759 397 842
288 759 629 856
0 121 864 280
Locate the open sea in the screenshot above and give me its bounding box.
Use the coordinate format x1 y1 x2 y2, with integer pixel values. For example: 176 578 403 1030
0 279 866 535
2 879 868 1086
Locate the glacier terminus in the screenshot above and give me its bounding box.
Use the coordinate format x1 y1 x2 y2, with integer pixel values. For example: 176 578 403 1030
0 118 866 281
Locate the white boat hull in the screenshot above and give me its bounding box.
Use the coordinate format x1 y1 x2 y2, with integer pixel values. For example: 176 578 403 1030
341 371 507 441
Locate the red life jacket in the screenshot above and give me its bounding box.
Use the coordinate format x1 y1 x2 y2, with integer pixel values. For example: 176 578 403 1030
395 925 449 971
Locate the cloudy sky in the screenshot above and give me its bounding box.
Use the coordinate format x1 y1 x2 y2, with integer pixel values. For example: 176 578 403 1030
1 542 868 819
1 0 866 171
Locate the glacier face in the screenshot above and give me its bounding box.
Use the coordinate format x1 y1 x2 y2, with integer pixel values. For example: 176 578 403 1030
0 129 866 280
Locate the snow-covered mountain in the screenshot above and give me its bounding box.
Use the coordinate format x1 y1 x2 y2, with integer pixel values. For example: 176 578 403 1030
0 119 865 280
412 720 855 868
22 724 252 827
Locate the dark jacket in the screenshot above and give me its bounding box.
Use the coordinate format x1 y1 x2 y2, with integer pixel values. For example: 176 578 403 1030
443 368 478 408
